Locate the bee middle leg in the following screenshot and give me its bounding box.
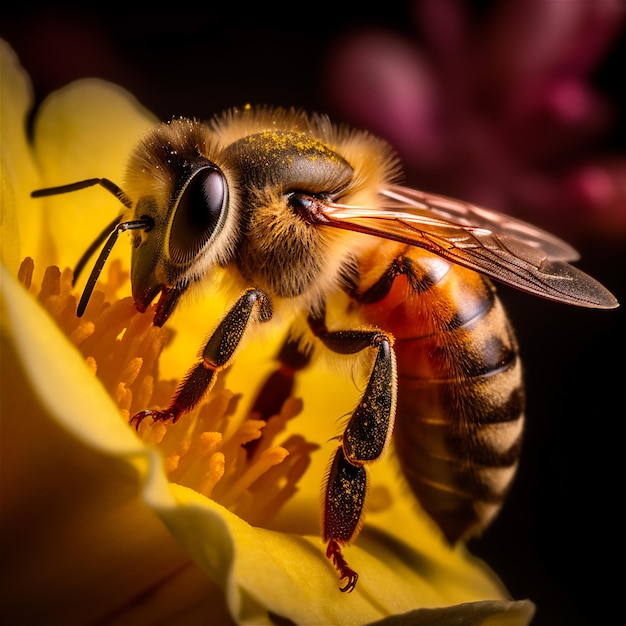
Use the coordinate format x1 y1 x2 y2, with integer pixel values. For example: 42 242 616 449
308 312 397 591
244 335 312 457
130 288 272 429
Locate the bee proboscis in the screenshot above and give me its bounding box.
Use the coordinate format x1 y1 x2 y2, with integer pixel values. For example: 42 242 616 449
32 106 618 592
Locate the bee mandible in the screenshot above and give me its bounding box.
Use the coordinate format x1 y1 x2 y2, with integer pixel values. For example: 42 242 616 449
32 106 619 592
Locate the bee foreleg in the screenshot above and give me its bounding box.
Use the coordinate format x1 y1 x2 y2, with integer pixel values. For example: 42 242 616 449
309 314 397 591
130 288 272 429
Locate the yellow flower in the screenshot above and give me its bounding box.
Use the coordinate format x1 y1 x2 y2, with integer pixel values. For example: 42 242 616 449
0 39 535 625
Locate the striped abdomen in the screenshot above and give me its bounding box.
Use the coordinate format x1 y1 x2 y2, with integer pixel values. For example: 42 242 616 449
360 246 525 544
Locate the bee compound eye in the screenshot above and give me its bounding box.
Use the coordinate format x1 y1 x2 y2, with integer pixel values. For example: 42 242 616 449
287 192 312 211
169 166 227 264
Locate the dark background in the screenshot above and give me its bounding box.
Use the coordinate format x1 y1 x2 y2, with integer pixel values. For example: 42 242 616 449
2 3 625 625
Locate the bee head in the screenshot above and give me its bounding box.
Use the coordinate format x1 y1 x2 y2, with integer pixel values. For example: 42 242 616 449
121 118 244 326
129 160 230 326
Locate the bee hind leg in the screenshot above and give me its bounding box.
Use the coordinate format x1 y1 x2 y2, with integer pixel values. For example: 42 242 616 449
309 313 397 591
323 448 366 592
130 288 272 430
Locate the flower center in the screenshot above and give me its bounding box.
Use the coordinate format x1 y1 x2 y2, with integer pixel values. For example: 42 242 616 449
18 257 317 526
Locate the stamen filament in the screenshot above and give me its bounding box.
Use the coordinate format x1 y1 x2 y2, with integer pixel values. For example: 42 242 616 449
19 257 318 528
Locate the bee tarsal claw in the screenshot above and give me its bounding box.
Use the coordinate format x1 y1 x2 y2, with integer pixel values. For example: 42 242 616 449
129 409 176 430
326 539 359 593
339 571 358 593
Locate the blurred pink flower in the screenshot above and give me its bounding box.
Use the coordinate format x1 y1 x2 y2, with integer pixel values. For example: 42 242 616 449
324 0 625 239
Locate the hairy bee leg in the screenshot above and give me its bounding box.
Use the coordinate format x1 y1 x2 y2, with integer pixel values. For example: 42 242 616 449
309 314 397 590
131 289 272 429
324 447 366 592
245 336 311 457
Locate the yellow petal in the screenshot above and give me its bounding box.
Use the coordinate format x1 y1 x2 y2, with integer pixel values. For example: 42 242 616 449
367 600 535 625
0 263 232 625
161 485 535 625
0 40 40 272
31 76 156 272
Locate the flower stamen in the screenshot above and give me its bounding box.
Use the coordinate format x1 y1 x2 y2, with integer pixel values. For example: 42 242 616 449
19 257 318 528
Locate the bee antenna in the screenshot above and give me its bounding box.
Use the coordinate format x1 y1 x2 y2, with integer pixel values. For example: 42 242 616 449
77 217 153 317
31 177 133 208
31 177 137 283
74 215 123 283
30 177 147 313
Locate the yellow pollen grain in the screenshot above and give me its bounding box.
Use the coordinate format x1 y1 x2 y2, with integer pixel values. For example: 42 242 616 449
113 382 133 413
119 357 144 387
85 356 97 375
197 452 226 496
164 453 181 474
69 321 95 345
198 431 224 454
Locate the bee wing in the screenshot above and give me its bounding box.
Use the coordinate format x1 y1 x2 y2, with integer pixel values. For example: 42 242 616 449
319 185 618 309
383 185 581 261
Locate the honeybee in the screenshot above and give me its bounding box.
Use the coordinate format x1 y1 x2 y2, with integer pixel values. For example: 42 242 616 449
32 105 618 592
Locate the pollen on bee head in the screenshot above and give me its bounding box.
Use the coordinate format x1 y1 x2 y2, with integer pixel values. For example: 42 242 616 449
17 257 318 528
